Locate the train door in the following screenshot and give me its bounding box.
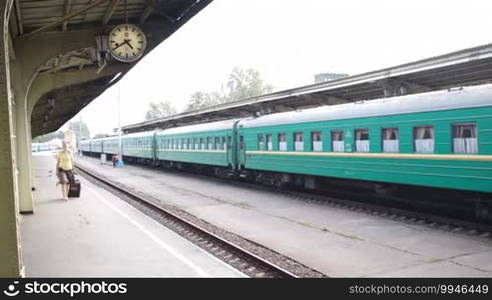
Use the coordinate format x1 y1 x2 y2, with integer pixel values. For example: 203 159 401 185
226 135 233 168
152 132 157 165
344 129 354 152
232 121 243 170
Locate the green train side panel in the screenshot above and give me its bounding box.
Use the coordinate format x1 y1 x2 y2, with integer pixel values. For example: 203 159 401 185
245 154 492 193
157 150 228 167
103 138 119 155
240 106 492 193
122 136 154 159
155 129 232 167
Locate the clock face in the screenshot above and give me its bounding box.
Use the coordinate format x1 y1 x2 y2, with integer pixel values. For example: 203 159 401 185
108 24 147 63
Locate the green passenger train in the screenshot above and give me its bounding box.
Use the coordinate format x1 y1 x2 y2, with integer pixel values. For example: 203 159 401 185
80 84 492 199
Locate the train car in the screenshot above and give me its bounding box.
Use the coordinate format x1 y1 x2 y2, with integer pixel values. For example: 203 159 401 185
155 119 238 171
102 136 119 156
237 84 492 194
90 138 105 154
79 139 91 153
121 131 155 162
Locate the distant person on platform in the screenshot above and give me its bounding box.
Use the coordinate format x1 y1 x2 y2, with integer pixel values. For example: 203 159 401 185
56 141 74 200
112 154 119 167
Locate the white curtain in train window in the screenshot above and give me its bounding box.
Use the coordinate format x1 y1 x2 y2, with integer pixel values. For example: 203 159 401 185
453 124 478 153
294 132 304 151
382 128 399 152
331 131 344 152
258 135 264 150
266 135 273 151
414 126 434 153
278 133 287 151
355 129 370 152
312 132 322 152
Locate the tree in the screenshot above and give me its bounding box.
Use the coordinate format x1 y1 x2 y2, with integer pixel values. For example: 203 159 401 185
68 120 90 139
184 91 225 112
144 100 177 121
227 67 274 101
183 67 274 112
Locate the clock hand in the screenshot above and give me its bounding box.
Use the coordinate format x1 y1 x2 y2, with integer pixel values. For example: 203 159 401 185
112 42 124 51
124 39 134 50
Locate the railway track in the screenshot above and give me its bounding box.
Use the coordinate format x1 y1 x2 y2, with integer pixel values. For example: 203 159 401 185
75 164 326 278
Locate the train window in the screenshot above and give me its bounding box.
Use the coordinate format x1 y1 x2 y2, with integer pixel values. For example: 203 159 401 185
331 130 344 152
278 133 287 151
200 138 204 150
382 128 399 152
414 126 434 153
294 132 304 151
193 138 198 150
207 137 212 150
222 137 227 150
240 136 245 150
258 135 264 150
355 129 370 152
453 123 478 154
266 134 273 151
215 137 221 149
311 131 322 152
227 136 232 149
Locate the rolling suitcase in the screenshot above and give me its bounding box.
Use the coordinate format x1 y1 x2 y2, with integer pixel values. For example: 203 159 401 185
68 173 81 198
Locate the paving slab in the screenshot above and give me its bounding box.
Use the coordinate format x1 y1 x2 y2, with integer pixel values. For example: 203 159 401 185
21 153 243 277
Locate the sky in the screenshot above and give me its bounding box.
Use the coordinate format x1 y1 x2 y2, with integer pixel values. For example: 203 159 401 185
66 0 492 136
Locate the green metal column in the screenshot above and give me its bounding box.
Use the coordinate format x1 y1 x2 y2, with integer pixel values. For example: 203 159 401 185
0 0 22 277
13 81 34 213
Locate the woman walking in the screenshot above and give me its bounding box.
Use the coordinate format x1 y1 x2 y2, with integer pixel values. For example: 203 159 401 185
56 141 74 200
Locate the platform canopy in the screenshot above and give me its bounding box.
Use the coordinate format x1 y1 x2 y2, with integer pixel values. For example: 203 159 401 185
11 0 212 137
123 42 492 133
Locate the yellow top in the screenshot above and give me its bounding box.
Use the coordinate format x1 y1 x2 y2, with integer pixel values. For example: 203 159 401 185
57 150 73 171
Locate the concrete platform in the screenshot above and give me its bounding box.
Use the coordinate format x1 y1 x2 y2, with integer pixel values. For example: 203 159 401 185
20 152 243 277
76 155 492 277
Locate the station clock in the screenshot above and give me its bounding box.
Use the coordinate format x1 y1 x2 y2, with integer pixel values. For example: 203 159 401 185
108 24 147 63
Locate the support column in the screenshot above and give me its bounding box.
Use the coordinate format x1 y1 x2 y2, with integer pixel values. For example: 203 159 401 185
14 85 33 213
0 0 22 277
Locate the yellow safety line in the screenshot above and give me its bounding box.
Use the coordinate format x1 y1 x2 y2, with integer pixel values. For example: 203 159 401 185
246 151 492 161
